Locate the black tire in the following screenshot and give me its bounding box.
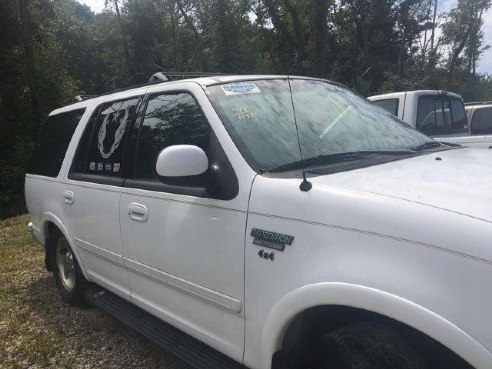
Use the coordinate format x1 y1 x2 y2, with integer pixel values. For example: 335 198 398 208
52 231 88 305
316 322 426 369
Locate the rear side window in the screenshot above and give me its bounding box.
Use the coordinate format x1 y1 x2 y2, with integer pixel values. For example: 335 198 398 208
72 98 139 176
372 98 399 116
29 108 85 177
135 93 210 180
416 96 467 135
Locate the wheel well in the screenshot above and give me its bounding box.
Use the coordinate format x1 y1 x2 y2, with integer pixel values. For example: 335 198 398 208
274 305 474 369
43 221 61 272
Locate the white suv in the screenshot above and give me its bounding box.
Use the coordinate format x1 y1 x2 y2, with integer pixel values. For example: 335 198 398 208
26 75 492 369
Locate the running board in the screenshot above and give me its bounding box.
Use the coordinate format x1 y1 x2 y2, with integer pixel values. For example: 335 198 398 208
87 288 248 369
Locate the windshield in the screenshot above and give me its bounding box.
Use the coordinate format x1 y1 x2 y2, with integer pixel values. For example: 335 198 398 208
207 79 433 172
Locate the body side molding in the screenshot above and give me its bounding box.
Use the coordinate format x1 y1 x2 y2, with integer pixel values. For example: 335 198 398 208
124 257 243 313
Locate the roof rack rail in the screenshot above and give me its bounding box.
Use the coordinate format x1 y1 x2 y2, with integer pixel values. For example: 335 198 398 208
464 101 492 106
152 71 225 80
74 95 97 102
73 71 226 103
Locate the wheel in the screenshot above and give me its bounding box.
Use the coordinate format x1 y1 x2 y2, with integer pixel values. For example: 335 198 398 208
52 233 88 305
316 322 426 369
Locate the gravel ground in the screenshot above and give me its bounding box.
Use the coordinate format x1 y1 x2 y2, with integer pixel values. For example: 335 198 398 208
0 214 189 369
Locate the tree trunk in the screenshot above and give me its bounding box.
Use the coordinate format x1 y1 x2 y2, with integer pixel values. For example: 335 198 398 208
18 0 43 137
216 0 232 73
113 0 132 75
447 26 472 87
311 0 328 77
175 0 208 70
282 0 304 73
263 0 294 72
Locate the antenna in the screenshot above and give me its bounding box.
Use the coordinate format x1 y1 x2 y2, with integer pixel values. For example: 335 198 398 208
287 76 312 192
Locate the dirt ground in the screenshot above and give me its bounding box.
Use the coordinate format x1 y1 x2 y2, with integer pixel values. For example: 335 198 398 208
0 214 188 369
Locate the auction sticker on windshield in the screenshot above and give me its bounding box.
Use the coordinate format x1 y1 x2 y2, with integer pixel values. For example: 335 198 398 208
221 83 261 95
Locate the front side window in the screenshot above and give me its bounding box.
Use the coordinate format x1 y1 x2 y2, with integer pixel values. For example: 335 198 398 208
416 96 467 135
29 108 86 177
80 98 139 176
135 92 210 180
207 79 432 172
372 98 399 116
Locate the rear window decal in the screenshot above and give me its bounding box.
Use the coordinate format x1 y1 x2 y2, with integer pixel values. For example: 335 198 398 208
97 107 130 159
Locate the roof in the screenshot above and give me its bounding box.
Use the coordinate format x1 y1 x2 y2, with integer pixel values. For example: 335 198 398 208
464 101 492 107
368 90 463 101
49 74 339 116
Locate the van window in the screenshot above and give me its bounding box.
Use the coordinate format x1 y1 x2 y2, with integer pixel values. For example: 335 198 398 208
29 108 86 177
416 96 467 135
372 98 399 116
135 93 210 180
74 98 139 177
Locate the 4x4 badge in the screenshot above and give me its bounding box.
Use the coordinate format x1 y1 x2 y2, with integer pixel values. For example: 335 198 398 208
250 228 294 251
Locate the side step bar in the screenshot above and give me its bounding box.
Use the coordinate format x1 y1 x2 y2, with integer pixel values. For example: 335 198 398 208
87 288 248 369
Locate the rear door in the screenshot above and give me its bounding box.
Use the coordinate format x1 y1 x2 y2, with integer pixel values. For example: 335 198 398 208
119 87 247 361
64 96 142 299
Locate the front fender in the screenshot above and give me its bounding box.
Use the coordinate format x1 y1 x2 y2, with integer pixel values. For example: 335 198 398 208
261 282 492 369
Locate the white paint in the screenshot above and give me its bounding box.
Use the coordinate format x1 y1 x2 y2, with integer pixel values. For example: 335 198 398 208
26 76 492 369
156 145 209 177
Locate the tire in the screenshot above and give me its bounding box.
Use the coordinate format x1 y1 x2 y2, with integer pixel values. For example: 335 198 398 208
316 322 426 369
52 232 88 305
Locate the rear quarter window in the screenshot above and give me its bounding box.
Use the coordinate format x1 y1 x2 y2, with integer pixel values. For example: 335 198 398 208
372 98 399 116
29 108 86 177
471 107 492 134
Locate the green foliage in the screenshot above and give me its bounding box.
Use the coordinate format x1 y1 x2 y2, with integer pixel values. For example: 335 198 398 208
1 0 491 211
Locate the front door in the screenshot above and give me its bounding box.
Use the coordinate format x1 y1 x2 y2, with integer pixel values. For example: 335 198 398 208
119 90 247 361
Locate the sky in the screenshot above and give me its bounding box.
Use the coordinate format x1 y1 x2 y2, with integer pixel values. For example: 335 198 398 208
77 0 492 75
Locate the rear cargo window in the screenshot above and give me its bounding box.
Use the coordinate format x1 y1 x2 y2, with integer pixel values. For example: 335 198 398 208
29 108 86 177
416 96 467 135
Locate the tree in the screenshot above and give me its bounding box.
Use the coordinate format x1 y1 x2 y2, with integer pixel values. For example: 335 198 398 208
442 0 491 87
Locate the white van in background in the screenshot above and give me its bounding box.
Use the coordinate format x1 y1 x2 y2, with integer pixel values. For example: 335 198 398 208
368 90 492 148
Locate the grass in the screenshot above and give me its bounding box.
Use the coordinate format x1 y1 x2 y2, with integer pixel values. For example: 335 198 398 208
0 214 188 369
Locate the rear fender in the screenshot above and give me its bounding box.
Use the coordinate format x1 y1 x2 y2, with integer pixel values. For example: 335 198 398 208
41 212 89 280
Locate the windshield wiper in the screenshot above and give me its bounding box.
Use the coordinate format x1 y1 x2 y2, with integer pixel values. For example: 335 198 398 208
412 141 442 151
269 149 417 172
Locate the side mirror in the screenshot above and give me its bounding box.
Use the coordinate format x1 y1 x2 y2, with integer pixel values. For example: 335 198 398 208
156 145 209 178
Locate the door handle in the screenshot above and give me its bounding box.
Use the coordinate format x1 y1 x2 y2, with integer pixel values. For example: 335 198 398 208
128 203 148 222
63 190 75 205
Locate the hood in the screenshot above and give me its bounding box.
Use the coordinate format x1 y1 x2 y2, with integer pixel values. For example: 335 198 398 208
250 147 492 263
315 147 492 223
